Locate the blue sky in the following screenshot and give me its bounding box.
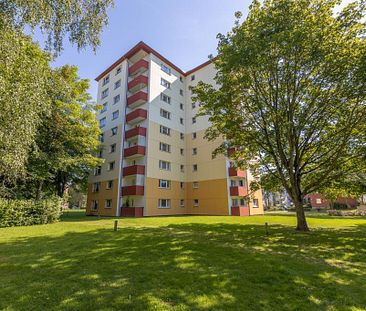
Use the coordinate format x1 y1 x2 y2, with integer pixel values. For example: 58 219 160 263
34 0 253 101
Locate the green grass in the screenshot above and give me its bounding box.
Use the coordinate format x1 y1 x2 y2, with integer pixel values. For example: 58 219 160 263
1 212 366 310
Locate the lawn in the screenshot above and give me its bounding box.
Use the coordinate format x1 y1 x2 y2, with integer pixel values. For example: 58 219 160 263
0 212 365 310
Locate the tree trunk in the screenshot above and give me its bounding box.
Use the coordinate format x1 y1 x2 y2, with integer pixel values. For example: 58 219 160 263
294 199 309 231
35 180 43 201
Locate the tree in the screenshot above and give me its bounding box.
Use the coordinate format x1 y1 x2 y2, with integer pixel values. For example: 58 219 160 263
193 0 366 231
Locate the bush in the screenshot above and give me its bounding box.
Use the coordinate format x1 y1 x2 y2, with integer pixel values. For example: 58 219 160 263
332 202 349 210
0 197 62 227
328 209 366 216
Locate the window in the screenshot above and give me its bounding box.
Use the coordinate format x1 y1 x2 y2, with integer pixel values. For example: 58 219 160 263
101 102 107 113
180 149 184 155
114 79 121 89
192 148 197 155
232 199 238 206
111 127 118 136
106 180 113 190
192 117 196 124
94 166 101 176
110 144 116 153
180 118 184 125
192 132 197 139
158 199 171 208
102 75 109 86
180 89 183 96
180 165 184 172
316 198 322 204
161 64 171 75
239 179 246 187
159 160 171 171
108 161 115 171
92 182 100 193
180 182 184 189
116 66 122 75
180 200 185 207
194 199 199 207
159 142 171 153
240 198 246 206
159 179 171 189
192 102 196 109
99 133 105 142
160 109 171 119
160 125 171 136
180 76 183 82
97 150 103 158
161 78 171 89
180 103 184 110
160 93 171 104
101 88 109 99
191 75 195 81
114 95 120 104
112 110 119 120
91 200 98 210
193 182 199 189
253 199 259 208
99 117 106 128
105 199 112 209
193 164 198 172
180 133 184 140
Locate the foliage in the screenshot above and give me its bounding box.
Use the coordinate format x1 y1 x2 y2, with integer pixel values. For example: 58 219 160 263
1 0 114 54
0 196 62 227
193 0 366 231
328 209 366 216
1 213 366 309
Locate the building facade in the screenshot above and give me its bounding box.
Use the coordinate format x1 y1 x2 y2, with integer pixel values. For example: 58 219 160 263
86 42 264 217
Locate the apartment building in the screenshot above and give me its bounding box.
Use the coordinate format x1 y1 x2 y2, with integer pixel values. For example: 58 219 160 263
86 41 264 217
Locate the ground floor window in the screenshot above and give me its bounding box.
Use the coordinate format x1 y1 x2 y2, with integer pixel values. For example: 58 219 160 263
158 199 170 209
105 199 112 209
91 200 98 210
253 199 259 208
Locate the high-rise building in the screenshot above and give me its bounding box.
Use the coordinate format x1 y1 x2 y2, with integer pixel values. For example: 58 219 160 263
86 41 264 217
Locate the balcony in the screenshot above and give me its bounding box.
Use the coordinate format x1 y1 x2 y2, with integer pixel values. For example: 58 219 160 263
228 167 247 178
230 186 248 197
128 59 149 76
125 127 147 139
231 206 249 216
128 75 148 93
123 165 145 177
127 91 148 108
122 185 144 196
124 146 146 158
126 109 147 124
121 207 144 217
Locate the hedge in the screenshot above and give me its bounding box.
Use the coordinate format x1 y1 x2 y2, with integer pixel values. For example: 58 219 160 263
0 197 62 227
328 209 366 216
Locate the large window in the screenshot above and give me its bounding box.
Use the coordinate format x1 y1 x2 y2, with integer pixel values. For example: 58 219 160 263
114 95 120 104
160 93 171 104
161 78 171 89
101 88 109 99
91 200 99 210
158 199 171 208
160 109 171 120
99 117 106 128
159 142 171 153
159 179 171 189
114 79 121 89
161 64 171 75
160 125 170 136
112 110 119 120
159 160 171 171
102 75 109 86
92 182 100 193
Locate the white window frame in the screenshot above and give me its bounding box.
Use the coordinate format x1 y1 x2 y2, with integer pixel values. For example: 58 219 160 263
112 110 119 120
160 109 171 120
106 180 113 190
160 125 171 136
193 182 199 189
105 199 112 209
114 79 121 89
101 88 109 99
161 78 171 89
108 161 115 171
159 142 171 153
161 64 171 75
159 179 171 189
99 117 106 128
91 200 99 210
159 160 171 171
158 199 171 209
102 75 109 86
194 199 199 207
180 200 185 207
114 94 120 104
160 93 171 104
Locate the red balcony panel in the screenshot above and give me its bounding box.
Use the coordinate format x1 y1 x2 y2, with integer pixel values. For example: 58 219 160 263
128 75 148 92
121 207 144 217
228 167 247 178
230 186 248 197
123 165 145 177
124 146 146 158
125 127 147 139
122 185 144 196
128 59 149 76
231 206 249 216
126 109 147 124
127 91 148 108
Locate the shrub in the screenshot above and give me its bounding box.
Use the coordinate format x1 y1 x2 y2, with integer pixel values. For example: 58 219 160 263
328 209 366 216
332 202 349 210
0 197 62 227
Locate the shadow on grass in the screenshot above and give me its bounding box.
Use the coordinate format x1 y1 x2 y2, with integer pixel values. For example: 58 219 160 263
1 222 365 310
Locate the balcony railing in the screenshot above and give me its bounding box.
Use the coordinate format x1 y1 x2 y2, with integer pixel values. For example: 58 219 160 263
121 207 144 217
231 206 249 216
124 146 146 158
127 91 148 108
230 186 248 197
128 59 149 76
126 109 147 124
122 185 144 196
228 167 247 178
125 127 147 139
128 75 148 93
123 165 145 177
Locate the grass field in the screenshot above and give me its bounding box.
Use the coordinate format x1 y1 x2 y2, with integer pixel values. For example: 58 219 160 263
1 211 365 310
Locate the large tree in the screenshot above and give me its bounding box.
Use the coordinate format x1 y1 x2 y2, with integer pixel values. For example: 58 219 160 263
193 0 366 231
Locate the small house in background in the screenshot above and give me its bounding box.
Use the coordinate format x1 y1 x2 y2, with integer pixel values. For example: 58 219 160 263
304 193 358 209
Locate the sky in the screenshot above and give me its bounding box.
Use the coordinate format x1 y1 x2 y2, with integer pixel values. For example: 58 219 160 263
32 0 354 101
33 0 253 101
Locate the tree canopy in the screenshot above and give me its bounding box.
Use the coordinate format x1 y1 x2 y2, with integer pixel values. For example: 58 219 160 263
193 0 366 231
